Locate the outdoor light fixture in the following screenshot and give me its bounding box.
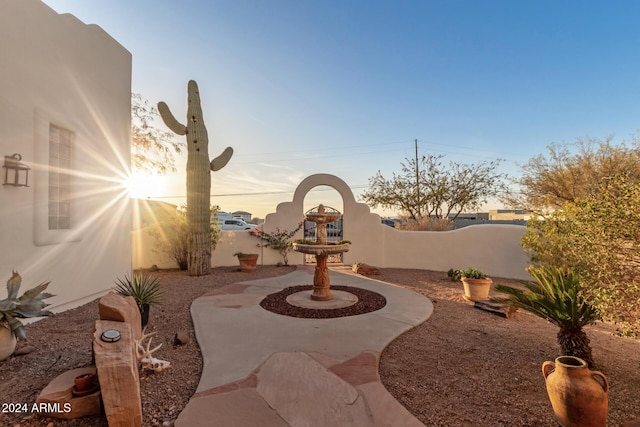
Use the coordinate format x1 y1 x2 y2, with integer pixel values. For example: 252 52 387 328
3 153 30 187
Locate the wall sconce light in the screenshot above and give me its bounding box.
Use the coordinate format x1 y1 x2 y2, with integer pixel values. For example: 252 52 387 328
3 153 30 187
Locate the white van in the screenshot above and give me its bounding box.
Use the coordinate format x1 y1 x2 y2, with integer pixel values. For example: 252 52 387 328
214 212 256 230
220 218 256 230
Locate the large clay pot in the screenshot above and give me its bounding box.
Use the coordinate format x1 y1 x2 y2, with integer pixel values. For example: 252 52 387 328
542 356 608 427
0 324 17 361
461 277 492 301
237 254 259 273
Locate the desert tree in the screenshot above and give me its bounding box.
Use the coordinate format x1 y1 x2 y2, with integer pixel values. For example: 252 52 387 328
361 154 508 222
522 174 640 336
506 135 640 211
131 93 184 174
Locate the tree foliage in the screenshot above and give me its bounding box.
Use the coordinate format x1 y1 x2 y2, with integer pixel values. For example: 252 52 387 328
131 93 185 174
522 175 640 336
361 154 508 221
508 135 640 211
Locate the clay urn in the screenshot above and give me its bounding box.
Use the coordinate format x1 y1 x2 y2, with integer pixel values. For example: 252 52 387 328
542 356 608 427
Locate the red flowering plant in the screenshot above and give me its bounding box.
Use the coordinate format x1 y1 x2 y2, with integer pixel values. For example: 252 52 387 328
250 221 303 266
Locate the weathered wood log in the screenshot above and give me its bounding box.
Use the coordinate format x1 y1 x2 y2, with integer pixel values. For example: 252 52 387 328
474 300 518 318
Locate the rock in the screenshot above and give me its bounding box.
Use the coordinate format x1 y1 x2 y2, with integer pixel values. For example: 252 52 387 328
623 418 640 427
174 331 190 346
352 263 381 276
35 367 101 419
13 344 36 356
256 352 372 426
474 300 518 318
94 319 142 427
98 291 142 341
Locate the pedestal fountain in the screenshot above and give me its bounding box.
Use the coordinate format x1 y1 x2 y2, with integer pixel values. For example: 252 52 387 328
293 205 350 301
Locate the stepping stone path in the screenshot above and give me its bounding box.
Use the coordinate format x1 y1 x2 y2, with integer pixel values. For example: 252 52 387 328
176 266 433 426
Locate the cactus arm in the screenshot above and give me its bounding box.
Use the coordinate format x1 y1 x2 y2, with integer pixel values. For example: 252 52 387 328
211 147 234 171
157 102 187 135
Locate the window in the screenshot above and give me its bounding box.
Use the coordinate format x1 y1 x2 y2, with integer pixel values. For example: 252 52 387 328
48 124 73 230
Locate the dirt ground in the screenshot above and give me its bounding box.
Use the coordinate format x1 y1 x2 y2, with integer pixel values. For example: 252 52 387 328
0 266 638 427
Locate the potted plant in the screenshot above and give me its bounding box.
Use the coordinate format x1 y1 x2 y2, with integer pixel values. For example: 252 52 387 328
457 267 493 301
234 252 259 273
0 271 55 361
115 273 164 328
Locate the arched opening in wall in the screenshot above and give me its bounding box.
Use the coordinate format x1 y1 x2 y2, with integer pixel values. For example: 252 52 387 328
302 185 344 265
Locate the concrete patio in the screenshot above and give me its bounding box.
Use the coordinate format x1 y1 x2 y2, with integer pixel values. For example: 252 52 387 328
175 265 433 426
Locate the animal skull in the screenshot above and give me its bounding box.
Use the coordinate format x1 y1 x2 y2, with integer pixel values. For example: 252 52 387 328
135 330 171 373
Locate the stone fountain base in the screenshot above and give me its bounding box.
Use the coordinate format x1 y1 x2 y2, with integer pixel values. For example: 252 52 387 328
287 290 358 309
260 285 387 319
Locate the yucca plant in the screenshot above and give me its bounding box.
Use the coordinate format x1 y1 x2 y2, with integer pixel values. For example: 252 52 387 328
114 273 163 328
0 271 55 341
493 265 600 366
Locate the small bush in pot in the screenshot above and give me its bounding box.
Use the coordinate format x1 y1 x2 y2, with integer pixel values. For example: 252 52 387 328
457 267 492 301
114 273 164 328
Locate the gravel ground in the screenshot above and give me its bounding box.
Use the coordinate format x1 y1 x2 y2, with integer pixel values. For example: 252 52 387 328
376 268 640 427
1 265 639 427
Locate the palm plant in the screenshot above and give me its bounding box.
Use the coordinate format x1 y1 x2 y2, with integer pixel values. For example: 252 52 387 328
493 266 600 366
114 273 164 328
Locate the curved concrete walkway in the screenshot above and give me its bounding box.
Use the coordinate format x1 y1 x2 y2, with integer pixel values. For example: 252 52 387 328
176 265 433 426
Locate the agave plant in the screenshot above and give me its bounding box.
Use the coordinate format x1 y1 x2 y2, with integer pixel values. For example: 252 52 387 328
493 265 600 366
114 273 164 328
0 271 55 340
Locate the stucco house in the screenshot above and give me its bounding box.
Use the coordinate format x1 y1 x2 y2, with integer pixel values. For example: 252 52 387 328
0 0 132 312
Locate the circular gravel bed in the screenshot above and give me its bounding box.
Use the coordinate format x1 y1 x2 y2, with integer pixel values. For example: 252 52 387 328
259 285 386 318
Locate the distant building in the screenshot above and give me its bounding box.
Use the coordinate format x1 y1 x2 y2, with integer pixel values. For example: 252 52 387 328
232 211 252 222
489 209 533 221
448 212 490 220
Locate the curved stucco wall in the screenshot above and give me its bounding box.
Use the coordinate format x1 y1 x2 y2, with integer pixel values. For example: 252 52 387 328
134 174 530 280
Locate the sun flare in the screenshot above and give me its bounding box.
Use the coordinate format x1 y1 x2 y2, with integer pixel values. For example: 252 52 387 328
124 172 166 199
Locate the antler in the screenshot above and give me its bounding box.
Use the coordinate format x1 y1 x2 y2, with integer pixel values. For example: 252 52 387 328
134 329 170 373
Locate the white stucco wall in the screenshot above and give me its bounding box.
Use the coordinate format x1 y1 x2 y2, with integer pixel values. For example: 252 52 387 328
0 0 132 312
133 174 531 280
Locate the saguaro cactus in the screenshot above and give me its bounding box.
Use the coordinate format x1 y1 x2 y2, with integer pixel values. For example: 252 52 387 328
158 80 233 276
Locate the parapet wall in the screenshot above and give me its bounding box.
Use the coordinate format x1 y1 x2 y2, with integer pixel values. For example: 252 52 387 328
133 174 530 280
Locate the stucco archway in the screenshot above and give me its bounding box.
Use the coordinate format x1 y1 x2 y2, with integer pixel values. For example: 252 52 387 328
263 174 384 266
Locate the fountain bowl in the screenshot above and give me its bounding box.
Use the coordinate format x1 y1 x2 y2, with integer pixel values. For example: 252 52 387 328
305 212 340 225
293 242 350 256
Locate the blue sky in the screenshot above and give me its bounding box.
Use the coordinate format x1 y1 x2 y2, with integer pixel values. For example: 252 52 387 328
42 0 640 218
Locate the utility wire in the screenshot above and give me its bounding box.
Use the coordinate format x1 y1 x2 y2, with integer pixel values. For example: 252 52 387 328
146 184 370 199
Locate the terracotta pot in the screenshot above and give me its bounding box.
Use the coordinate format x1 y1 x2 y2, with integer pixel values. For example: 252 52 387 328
542 356 608 427
237 254 259 273
460 277 492 301
0 324 17 361
74 372 97 392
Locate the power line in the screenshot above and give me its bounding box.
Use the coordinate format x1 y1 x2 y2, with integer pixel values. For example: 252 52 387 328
144 184 370 199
